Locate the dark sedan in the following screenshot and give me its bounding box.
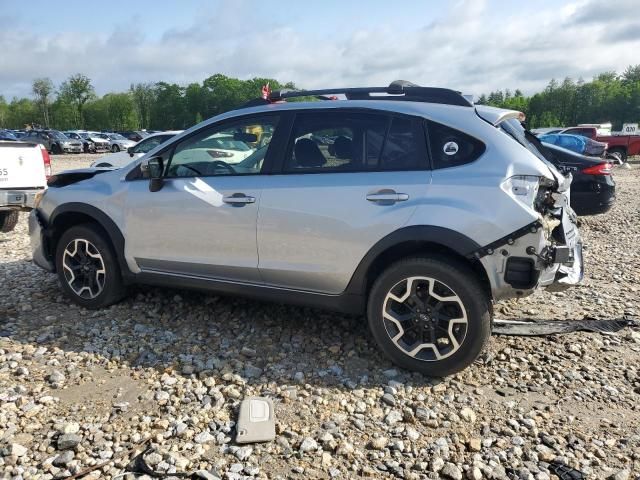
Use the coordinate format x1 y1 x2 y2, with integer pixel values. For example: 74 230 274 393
541 142 615 216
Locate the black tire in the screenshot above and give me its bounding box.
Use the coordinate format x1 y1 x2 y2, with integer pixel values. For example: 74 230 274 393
55 223 126 309
112 144 120 153
0 211 20 233
609 148 627 163
367 255 491 376
51 143 62 155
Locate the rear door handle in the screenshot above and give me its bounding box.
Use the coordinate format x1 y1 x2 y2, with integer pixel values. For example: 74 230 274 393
223 193 256 205
366 190 409 204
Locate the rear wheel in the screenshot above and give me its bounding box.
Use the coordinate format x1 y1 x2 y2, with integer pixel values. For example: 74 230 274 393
367 256 491 376
0 211 20 233
55 224 126 309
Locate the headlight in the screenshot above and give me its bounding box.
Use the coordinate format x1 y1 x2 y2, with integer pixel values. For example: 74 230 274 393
501 175 540 209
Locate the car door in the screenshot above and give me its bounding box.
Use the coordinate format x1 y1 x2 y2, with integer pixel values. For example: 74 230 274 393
123 114 281 283
257 110 432 294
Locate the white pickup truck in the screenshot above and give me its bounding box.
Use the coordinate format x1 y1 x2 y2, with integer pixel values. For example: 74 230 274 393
0 141 50 232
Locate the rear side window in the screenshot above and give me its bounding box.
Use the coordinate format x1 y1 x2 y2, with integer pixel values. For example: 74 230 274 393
427 120 485 169
284 111 428 173
379 116 428 171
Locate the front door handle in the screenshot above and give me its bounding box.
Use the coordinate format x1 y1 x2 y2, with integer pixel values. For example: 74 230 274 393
366 189 409 205
223 193 256 206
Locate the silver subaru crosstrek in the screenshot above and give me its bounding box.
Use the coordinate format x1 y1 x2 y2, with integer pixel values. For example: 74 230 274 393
29 81 583 375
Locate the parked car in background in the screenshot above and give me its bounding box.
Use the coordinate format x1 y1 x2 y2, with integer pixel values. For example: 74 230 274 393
522 130 617 216
541 142 615 215
559 124 640 162
531 127 564 136
29 81 584 376
93 133 135 153
538 133 608 157
0 139 50 232
0 130 18 141
117 130 150 142
90 131 182 168
64 131 109 153
79 132 110 153
22 130 83 154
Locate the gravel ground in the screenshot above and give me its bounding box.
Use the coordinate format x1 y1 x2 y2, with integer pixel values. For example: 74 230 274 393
1 154 639 480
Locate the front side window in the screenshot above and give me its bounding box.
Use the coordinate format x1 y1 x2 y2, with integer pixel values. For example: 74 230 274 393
166 116 278 177
284 112 427 173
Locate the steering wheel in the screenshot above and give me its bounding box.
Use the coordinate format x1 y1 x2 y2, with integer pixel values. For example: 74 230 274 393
210 160 236 175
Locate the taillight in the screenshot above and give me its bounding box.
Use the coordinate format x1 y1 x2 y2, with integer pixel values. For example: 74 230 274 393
582 162 612 175
41 146 52 179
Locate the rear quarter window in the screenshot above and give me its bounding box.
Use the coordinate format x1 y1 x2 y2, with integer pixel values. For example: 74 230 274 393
427 120 486 169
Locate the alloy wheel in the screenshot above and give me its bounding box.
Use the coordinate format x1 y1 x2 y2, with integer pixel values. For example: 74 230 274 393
382 276 468 361
61 239 106 299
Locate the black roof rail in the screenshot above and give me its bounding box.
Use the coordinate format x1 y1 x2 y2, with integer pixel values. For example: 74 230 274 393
264 80 472 107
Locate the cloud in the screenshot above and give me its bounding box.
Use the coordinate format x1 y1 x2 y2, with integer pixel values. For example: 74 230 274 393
1 0 640 100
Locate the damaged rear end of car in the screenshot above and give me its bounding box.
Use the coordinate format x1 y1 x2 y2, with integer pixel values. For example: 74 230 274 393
474 107 583 301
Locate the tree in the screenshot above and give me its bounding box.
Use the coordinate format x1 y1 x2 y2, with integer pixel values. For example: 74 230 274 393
150 82 187 130
58 74 95 128
32 78 54 127
130 83 155 129
104 93 137 130
0 96 8 128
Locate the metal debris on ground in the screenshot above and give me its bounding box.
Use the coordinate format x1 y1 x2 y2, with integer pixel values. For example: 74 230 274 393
492 316 638 336
126 447 221 479
548 460 586 480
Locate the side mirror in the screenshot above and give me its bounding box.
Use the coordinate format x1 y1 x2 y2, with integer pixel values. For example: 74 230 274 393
143 157 164 192
127 146 134 157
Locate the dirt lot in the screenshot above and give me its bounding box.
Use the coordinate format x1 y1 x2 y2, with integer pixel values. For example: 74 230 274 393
1 154 639 479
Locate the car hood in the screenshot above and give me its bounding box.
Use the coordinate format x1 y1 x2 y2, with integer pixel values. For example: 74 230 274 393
47 167 115 188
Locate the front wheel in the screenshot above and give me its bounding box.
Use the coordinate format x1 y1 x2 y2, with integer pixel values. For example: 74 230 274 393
55 224 126 309
367 256 491 376
112 144 120 153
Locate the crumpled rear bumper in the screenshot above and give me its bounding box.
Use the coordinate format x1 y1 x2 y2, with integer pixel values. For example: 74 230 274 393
479 202 583 301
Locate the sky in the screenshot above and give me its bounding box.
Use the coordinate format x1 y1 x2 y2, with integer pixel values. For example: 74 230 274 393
1 0 640 99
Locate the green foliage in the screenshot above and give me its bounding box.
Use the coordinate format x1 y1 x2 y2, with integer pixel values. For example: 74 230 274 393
480 65 640 129
3 66 639 132
32 77 54 127
58 74 96 128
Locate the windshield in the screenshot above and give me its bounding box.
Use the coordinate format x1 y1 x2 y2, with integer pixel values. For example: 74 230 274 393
109 133 127 140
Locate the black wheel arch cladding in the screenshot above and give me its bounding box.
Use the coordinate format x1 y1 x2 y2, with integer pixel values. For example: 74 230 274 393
345 225 482 296
47 203 132 280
